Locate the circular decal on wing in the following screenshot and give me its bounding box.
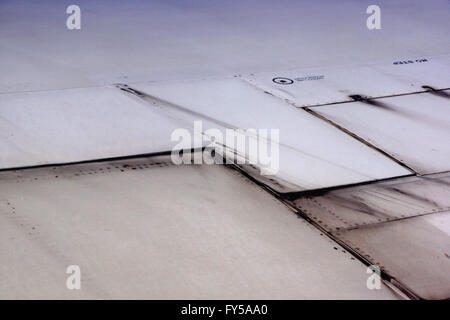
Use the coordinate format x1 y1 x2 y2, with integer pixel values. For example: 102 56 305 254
272 77 294 85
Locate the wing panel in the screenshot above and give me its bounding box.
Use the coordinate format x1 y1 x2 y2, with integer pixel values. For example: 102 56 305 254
315 92 450 174
289 173 450 299
132 78 409 191
245 55 450 107
0 87 182 169
0 154 398 299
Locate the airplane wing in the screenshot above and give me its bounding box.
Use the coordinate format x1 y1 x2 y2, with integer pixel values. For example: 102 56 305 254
0 0 449 299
